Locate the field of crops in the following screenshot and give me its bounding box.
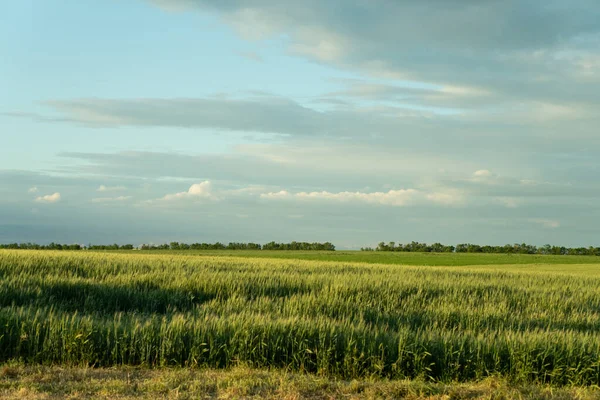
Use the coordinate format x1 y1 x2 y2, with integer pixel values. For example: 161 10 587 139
105 249 600 266
1 250 600 387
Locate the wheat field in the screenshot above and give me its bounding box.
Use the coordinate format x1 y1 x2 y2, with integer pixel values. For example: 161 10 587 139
1 250 600 386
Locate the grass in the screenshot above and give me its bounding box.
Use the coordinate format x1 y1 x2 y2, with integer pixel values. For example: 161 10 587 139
1 249 600 390
2 364 600 399
113 249 600 266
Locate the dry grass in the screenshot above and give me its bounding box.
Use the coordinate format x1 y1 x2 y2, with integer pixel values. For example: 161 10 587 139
1 364 600 399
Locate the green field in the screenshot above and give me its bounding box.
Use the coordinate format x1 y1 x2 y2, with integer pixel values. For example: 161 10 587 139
112 249 600 266
1 250 600 396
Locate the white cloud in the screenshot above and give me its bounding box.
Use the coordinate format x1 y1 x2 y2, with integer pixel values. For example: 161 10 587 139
260 190 291 199
97 185 126 192
91 196 132 203
469 170 506 185
35 193 61 203
188 182 212 196
473 169 493 178
262 188 421 207
28 186 38 193
159 181 217 202
299 189 420 206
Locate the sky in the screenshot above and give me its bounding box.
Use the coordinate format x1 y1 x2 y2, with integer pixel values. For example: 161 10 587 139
1 0 600 248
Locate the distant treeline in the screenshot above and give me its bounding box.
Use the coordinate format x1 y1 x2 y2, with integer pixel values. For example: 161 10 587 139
0 243 134 251
0 241 336 251
363 241 600 256
141 241 336 251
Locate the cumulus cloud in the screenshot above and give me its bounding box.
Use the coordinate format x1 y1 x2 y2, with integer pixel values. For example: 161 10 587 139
156 181 217 202
260 187 474 208
27 186 38 193
57 149 600 210
260 190 291 199
261 188 422 207
35 193 61 203
298 189 420 206
255 167 594 210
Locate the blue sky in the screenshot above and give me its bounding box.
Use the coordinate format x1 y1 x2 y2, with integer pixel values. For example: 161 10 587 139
1 0 600 248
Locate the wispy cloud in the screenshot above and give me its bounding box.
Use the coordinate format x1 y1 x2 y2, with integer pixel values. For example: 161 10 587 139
143 0 600 111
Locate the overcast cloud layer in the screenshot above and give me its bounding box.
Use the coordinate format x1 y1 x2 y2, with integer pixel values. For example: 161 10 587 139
1 0 599 247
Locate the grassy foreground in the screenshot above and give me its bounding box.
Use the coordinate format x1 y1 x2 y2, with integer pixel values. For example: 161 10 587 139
2 364 600 399
1 250 600 390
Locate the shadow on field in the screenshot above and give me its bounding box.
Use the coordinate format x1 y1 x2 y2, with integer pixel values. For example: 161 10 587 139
0 279 317 314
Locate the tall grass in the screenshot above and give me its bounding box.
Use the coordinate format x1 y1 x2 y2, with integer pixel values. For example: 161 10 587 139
1 250 600 385
110 249 600 266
